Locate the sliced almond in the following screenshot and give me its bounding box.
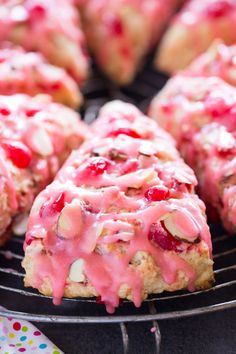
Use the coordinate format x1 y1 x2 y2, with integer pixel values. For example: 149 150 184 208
69 259 85 282
163 210 199 243
57 199 83 239
30 127 53 156
139 142 156 157
12 213 28 235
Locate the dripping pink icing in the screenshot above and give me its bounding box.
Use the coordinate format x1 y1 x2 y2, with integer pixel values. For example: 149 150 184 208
24 101 212 313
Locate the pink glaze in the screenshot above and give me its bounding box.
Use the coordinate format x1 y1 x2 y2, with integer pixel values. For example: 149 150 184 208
0 94 88 237
0 45 79 101
149 76 236 151
25 101 212 313
184 41 236 88
0 0 88 83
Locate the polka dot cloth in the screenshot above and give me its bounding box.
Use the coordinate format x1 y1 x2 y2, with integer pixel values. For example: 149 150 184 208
0 317 64 354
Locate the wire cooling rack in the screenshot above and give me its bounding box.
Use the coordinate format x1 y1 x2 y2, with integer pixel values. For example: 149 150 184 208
0 63 235 354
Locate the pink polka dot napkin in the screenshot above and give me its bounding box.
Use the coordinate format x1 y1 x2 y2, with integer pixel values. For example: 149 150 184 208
0 316 64 354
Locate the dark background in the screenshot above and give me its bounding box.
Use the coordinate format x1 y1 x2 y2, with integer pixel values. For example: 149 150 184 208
36 308 236 354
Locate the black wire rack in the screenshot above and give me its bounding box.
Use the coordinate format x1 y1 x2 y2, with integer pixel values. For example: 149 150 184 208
0 63 236 354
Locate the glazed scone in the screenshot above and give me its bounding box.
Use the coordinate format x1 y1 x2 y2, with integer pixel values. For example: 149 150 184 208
192 123 236 233
149 76 236 148
149 76 236 232
0 0 89 83
22 101 213 313
155 0 236 74
78 0 181 84
0 94 89 245
0 46 82 108
183 41 236 87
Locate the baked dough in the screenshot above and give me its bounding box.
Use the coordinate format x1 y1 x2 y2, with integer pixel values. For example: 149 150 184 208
78 0 181 84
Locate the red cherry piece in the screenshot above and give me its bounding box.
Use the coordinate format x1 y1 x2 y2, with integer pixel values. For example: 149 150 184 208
2 141 32 168
148 222 181 251
109 128 141 139
40 192 65 218
206 0 232 18
86 157 111 175
145 186 169 202
204 96 230 117
108 16 123 36
217 143 235 157
25 237 34 246
25 108 40 117
0 107 11 116
50 82 62 91
29 4 46 20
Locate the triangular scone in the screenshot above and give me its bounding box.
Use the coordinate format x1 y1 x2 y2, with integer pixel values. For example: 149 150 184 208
0 0 89 83
0 46 82 108
22 101 213 313
149 76 236 232
0 94 89 246
183 41 236 88
78 0 181 84
155 0 236 74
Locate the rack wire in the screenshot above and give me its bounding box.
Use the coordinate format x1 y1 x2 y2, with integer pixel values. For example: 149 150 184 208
0 64 236 354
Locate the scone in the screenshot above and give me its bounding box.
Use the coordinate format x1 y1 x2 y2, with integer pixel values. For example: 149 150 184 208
77 0 181 84
183 41 236 88
149 76 236 232
0 0 89 83
155 0 236 74
0 94 89 245
22 101 213 313
0 46 82 108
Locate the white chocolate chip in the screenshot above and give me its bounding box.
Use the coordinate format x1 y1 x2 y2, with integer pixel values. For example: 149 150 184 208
69 259 85 283
12 214 28 235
